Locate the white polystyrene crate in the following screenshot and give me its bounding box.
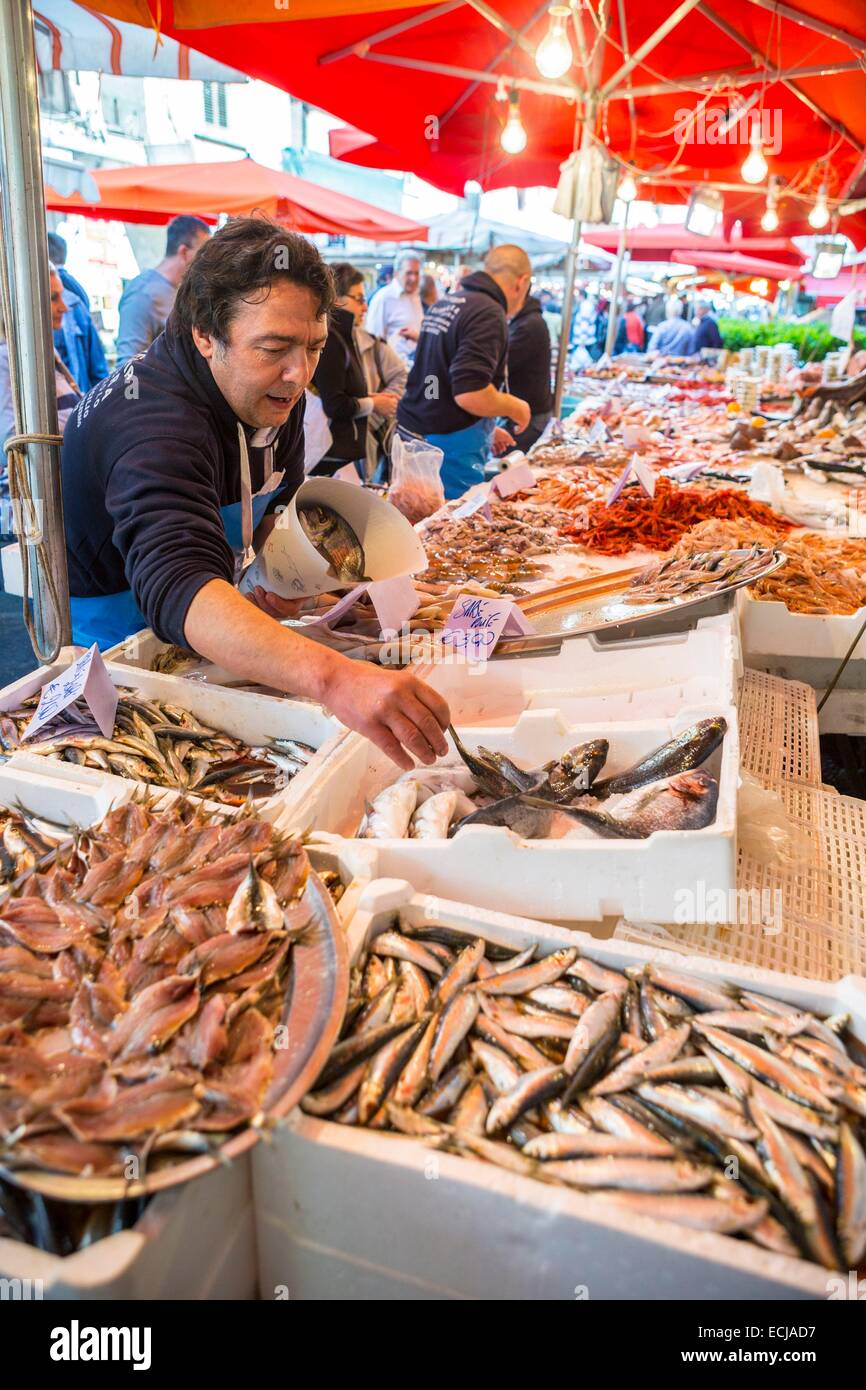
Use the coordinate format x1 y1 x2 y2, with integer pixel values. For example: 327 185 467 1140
425 616 737 725
105 628 254 691
254 885 866 1301
1 1156 256 1301
738 587 866 664
0 658 346 820
294 705 738 925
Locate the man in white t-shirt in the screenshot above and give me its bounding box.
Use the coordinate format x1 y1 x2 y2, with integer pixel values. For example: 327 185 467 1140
365 252 423 361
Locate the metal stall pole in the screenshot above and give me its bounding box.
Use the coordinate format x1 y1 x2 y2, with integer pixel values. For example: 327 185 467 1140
553 106 594 417
604 199 631 359
0 0 71 658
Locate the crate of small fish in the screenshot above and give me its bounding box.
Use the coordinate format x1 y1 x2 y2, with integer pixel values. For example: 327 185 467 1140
253 883 866 1300
0 659 344 816
291 706 738 925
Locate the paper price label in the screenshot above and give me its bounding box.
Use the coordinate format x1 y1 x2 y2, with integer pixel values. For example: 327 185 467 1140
441 596 534 663
23 645 118 742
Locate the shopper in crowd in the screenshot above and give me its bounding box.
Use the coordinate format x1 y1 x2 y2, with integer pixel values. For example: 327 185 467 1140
501 282 553 451
60 217 449 764
570 288 597 361
115 214 211 363
690 297 724 352
643 293 666 329
47 232 91 310
624 299 646 352
647 298 694 357
397 243 531 498
1 266 81 504
592 297 610 361
365 251 423 361
46 231 108 393
311 262 404 480
420 274 439 314
453 263 474 289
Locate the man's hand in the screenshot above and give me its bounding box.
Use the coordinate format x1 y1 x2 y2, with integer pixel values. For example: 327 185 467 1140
322 662 450 771
491 425 516 456
399 326 420 343
246 586 304 621
505 396 532 433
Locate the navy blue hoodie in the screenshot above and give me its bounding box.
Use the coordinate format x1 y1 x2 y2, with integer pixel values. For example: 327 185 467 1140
61 323 305 646
397 270 508 436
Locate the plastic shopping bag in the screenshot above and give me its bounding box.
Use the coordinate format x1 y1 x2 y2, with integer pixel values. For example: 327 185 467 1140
303 389 333 473
388 432 445 524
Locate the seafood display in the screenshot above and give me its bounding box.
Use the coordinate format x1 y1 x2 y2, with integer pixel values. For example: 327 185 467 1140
624 545 780 606
0 689 316 806
0 798 312 1183
358 719 726 842
420 502 563 595
305 928 866 1271
562 478 794 556
298 503 370 584
674 520 866 616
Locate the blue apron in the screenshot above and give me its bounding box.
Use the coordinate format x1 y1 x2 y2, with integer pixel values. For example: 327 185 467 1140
423 419 492 501
70 492 275 651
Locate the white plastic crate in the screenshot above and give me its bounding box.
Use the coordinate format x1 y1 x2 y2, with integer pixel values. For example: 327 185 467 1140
253 883 866 1301
0 657 346 821
738 670 821 788
288 705 738 925
1 1156 256 1301
425 614 738 725
738 588 866 664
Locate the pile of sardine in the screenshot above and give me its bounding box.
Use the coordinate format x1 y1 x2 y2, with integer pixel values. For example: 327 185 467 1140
0 688 316 806
305 928 866 1271
360 718 726 841
0 798 312 1182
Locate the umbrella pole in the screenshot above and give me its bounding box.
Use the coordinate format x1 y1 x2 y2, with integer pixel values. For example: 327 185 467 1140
0 0 71 658
553 106 594 417
604 200 630 358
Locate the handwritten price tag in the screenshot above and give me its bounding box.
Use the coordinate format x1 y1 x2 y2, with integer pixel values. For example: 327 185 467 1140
604 454 655 507
587 418 608 445
441 595 534 663
491 461 536 499
621 424 653 451
23 645 118 742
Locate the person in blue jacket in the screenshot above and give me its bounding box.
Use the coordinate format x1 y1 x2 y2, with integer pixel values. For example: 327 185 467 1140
47 232 108 393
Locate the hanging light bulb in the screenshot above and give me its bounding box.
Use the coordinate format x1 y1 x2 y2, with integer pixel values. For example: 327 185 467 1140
741 123 768 184
535 5 573 79
761 180 779 232
500 89 527 155
617 171 638 203
809 183 830 229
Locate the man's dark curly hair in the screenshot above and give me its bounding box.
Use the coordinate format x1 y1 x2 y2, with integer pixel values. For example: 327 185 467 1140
170 215 334 344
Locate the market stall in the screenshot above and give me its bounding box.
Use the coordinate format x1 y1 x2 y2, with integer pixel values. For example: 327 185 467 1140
2 0 866 1315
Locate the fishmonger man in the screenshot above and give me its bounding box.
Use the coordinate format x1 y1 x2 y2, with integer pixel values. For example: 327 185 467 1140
61 218 449 768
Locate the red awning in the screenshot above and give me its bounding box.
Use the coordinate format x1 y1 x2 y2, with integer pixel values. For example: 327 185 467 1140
669 249 805 281
580 226 806 266
86 1 866 248
803 270 866 305
44 158 428 240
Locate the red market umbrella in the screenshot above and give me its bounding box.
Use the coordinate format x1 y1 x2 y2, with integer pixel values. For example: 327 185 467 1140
669 248 805 280
43 157 428 240
580 225 806 266
803 269 865 305
88 0 866 244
